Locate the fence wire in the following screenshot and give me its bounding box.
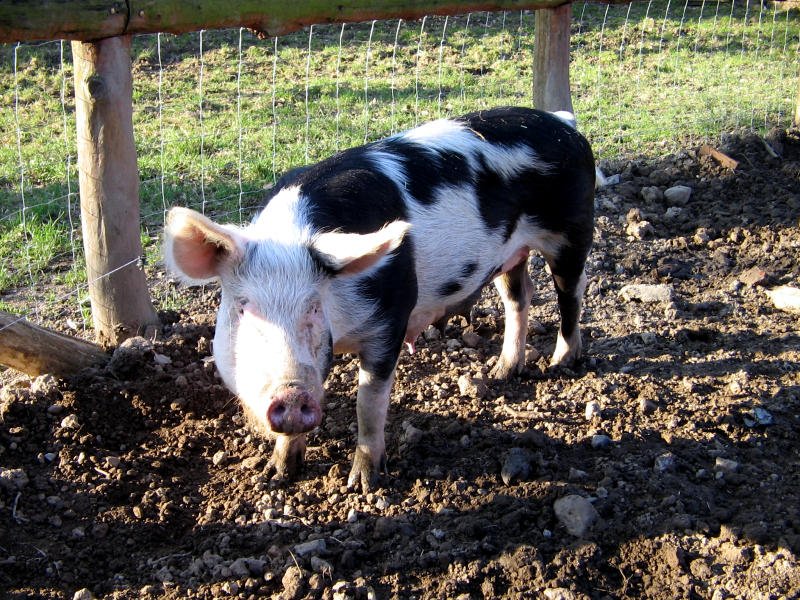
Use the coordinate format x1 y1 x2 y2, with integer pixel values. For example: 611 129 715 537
0 0 798 337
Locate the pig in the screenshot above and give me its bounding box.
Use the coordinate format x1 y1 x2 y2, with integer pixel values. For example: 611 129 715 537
164 106 596 491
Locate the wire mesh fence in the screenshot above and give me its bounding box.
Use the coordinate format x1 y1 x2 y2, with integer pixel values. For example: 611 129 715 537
0 0 798 337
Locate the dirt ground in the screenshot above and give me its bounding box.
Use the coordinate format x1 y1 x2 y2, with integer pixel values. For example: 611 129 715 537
2 128 800 599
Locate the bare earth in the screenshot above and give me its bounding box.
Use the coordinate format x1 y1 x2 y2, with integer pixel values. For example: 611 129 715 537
1 128 799 599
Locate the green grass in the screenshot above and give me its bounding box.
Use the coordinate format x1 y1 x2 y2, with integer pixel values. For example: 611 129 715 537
0 0 798 323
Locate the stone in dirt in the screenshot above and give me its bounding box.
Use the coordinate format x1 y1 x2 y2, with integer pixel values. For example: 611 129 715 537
619 283 674 304
457 374 487 399
293 538 326 558
501 447 534 485
664 185 692 206
553 495 599 537
764 285 800 314
738 266 768 287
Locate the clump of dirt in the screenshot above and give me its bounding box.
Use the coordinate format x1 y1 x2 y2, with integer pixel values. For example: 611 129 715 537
1 128 799 599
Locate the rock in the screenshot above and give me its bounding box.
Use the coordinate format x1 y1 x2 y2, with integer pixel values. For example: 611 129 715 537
714 457 739 474
584 400 602 421
212 450 229 466
738 266 768 287
461 331 481 348
30 374 61 398
107 336 154 378
764 285 800 314
501 447 534 485
230 557 266 578
310 556 333 574
664 206 683 220
457 374 487 399
401 421 424 446
619 283 674 304
60 414 80 429
543 588 587 600
553 495 598 537
293 538 326 558
664 185 692 206
0 467 29 492
641 186 664 204
372 516 398 540
281 565 305 600
654 452 676 473
743 407 773 427
73 589 95 600
422 325 440 341
639 397 656 415
590 434 612 449
626 220 654 240
153 352 172 366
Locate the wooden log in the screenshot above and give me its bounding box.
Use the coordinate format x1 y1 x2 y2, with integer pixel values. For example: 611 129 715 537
0 0 632 43
533 2 573 113
0 311 107 377
73 36 160 348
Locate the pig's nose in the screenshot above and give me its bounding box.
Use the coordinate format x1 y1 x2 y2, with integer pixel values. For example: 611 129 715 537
267 385 321 434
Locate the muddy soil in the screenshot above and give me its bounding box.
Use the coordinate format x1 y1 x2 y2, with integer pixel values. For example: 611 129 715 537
1 128 800 599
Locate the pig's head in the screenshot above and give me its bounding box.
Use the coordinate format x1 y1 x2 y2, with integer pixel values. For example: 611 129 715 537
164 205 410 437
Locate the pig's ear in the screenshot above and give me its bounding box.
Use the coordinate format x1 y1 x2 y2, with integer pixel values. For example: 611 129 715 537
311 220 411 277
164 207 245 282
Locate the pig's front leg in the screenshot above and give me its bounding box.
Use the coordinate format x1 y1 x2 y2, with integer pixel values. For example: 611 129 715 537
347 365 396 492
267 434 307 480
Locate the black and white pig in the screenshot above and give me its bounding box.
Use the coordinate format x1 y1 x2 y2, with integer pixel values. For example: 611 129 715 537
164 106 596 491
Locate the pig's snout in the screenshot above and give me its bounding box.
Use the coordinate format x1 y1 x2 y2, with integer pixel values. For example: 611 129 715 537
267 384 321 434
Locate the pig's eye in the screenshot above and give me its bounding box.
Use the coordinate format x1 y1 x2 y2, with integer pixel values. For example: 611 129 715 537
236 298 248 316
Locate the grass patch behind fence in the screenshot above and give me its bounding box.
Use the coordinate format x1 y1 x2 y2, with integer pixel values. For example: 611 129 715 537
0 0 798 325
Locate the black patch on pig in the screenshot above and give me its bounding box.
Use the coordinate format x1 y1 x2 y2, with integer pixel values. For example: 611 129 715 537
461 262 478 278
438 280 463 298
376 140 472 205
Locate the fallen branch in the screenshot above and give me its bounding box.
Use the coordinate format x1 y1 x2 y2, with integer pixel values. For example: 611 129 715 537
0 311 108 377
699 145 739 170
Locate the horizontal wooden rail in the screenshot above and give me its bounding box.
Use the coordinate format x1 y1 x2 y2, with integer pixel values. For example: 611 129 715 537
0 0 631 43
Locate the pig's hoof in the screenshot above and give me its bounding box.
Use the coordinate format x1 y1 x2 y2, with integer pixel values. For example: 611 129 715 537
267 435 306 480
489 356 523 380
346 447 386 493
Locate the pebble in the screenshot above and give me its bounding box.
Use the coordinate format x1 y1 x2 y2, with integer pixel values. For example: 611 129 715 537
619 283 674 304
543 588 584 600
212 450 229 466
461 331 481 348
73 589 95 600
293 538 326 557
457 374 487 399
714 457 739 474
626 220 654 240
664 206 683 219
764 285 800 314
738 266 768 287
281 565 305 600
346 508 358 523
422 325 440 341
639 397 656 415
641 186 664 204
553 494 598 537
654 452 676 473
500 447 534 485
590 434 612 449
664 185 692 206
372 517 398 540
584 400 602 421
46 404 63 415
0 467 29 492
153 352 172 366
60 414 80 429
744 407 773 427
310 556 333 574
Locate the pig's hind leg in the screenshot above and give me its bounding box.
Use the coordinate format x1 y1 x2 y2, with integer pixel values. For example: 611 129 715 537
545 242 590 367
490 258 534 379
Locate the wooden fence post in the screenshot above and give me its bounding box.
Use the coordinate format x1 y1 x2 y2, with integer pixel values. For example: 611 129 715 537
72 36 159 348
533 2 573 113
